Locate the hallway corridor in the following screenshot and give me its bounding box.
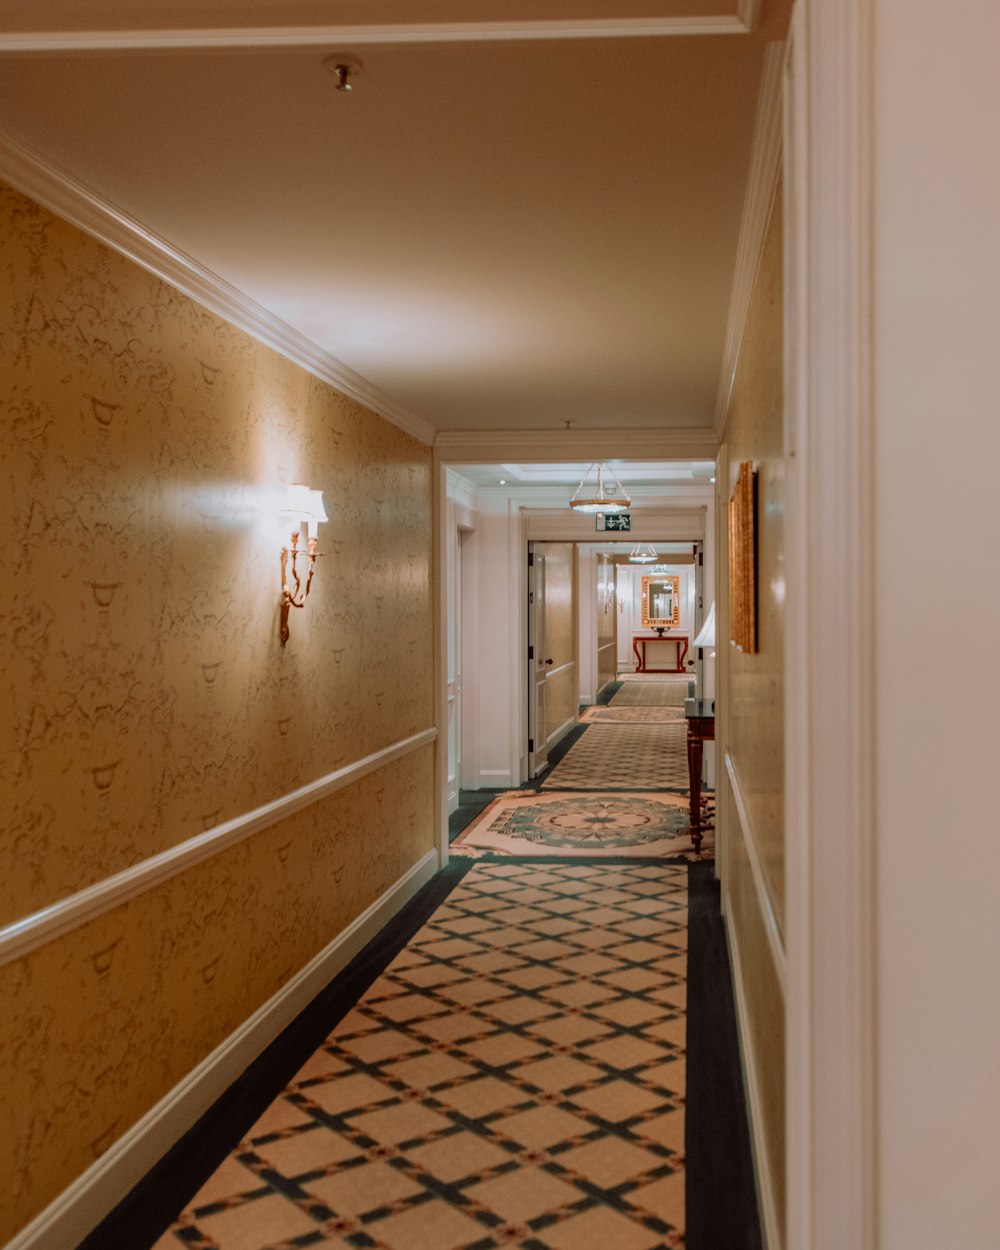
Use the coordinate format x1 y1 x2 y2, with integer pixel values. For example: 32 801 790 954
77 679 758 1250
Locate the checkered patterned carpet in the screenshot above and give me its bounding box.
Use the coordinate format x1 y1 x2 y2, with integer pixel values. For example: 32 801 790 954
609 683 689 708
542 725 689 792
579 707 683 725
151 862 689 1250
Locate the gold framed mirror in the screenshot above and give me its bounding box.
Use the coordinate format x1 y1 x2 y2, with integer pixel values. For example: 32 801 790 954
641 574 680 630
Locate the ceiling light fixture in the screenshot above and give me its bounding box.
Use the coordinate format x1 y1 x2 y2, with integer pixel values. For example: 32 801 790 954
324 54 364 92
629 542 658 564
568 462 630 514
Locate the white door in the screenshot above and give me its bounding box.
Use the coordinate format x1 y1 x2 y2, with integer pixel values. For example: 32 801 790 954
527 542 550 777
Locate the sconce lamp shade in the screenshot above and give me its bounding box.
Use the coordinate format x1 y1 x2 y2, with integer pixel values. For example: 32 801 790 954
569 462 631 514
628 541 658 564
692 601 716 649
282 482 315 520
308 489 328 524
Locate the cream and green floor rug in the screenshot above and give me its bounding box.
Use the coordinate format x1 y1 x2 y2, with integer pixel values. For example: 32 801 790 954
579 707 683 725
451 791 713 860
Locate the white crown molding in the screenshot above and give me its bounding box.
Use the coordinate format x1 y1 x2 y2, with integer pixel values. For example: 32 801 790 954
434 427 720 464
445 468 480 512
0 15 754 53
523 506 705 542
0 727 437 967
713 40 785 437
0 129 436 446
736 0 762 33
3 846 440 1250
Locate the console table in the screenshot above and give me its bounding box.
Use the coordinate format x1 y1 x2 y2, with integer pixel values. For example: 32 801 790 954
684 697 715 852
632 633 689 674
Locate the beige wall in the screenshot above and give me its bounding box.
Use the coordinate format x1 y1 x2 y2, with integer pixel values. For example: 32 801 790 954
0 182 435 1240
718 182 785 1243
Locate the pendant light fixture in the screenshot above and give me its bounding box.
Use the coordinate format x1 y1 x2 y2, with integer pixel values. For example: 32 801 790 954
629 541 658 563
568 462 630 514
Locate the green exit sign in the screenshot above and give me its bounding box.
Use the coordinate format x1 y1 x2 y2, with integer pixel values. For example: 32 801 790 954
597 513 631 531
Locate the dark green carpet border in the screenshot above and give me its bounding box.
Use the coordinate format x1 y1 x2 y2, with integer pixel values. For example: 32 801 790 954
686 862 763 1249
75 858 478 1250
76 855 761 1250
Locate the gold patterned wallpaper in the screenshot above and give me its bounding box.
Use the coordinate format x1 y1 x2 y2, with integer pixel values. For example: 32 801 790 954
0 181 435 1240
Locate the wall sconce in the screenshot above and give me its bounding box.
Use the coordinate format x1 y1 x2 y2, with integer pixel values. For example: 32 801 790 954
618 594 627 614
280 483 328 646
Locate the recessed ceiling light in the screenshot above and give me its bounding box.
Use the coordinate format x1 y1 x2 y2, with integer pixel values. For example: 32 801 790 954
498 479 507 485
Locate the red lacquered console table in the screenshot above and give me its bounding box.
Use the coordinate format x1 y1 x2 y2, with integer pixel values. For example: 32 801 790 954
632 633 689 674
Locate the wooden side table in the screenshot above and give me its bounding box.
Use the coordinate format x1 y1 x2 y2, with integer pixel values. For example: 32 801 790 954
684 697 715 852
632 633 690 673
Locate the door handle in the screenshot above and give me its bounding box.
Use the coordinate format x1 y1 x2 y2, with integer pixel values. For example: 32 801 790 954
545 658 554 665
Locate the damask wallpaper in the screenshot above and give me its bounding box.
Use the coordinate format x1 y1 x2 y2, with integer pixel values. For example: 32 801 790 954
0 181 436 1240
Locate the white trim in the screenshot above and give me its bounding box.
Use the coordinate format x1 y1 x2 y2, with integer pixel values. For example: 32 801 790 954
543 659 576 682
712 41 785 436
545 715 577 751
724 752 787 993
727 907 781 1250
0 728 437 967
477 769 513 787
0 16 755 54
0 129 435 447
4 847 440 1250
736 0 762 32
434 428 720 463
784 4 876 1247
434 460 451 867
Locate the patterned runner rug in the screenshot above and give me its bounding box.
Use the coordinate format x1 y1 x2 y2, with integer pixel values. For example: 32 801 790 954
542 724 689 791
452 790 713 859
619 673 691 683
151 861 689 1250
580 706 683 725
609 683 689 708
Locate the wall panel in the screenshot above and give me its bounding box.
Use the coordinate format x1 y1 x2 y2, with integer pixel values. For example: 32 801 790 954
0 182 436 1241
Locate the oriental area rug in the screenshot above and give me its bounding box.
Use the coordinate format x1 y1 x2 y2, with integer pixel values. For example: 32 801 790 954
150 861 690 1250
451 792 714 861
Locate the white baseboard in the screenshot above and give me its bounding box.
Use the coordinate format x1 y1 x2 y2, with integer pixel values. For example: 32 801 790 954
725 909 782 1250
5 847 441 1250
477 769 513 787
545 716 577 751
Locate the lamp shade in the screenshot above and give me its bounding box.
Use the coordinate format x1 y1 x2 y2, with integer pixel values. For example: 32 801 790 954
692 601 716 649
282 482 314 519
308 489 329 523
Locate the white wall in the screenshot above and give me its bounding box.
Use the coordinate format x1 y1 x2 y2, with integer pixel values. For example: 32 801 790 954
616 563 697 673
872 2 1000 1243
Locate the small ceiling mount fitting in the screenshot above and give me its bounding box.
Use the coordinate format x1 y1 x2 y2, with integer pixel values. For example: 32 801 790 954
324 54 364 92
